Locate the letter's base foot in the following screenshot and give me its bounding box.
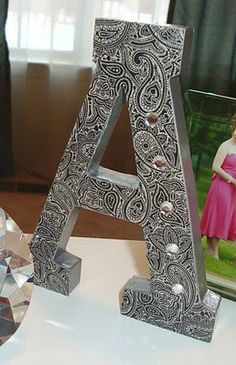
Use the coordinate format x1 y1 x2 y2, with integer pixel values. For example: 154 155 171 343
33 247 82 296
120 276 221 342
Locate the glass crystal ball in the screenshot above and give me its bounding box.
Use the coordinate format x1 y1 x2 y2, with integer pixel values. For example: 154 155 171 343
0 208 33 347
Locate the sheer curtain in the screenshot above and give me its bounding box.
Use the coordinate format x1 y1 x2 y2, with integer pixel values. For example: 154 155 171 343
5 0 170 180
6 0 170 66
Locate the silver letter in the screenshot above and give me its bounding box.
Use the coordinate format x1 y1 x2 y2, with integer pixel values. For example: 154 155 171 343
30 19 220 342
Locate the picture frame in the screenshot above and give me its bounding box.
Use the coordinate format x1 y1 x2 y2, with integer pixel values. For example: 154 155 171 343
184 89 236 300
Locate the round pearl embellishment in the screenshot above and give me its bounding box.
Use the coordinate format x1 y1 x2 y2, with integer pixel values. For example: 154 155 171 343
166 243 179 255
160 201 173 214
153 156 166 169
172 284 184 295
145 112 158 127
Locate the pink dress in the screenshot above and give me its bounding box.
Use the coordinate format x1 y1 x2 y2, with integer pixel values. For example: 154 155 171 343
200 153 236 240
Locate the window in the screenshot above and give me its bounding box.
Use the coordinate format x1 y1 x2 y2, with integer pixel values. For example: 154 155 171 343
6 0 170 64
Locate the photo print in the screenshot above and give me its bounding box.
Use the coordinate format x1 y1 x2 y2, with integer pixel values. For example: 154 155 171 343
184 89 236 300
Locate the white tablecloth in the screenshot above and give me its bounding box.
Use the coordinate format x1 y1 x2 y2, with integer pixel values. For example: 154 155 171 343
0 237 235 364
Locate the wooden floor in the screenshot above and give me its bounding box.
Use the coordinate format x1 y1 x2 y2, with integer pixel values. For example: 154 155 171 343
0 190 144 240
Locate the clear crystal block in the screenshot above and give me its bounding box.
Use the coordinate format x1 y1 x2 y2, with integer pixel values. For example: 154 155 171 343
0 208 33 346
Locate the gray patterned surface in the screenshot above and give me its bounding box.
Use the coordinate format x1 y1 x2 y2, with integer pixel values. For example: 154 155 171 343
30 19 221 342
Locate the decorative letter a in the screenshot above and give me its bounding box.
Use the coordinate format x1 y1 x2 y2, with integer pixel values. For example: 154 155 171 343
30 19 220 342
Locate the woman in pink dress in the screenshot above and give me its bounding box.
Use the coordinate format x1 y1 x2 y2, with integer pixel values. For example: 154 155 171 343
200 114 236 259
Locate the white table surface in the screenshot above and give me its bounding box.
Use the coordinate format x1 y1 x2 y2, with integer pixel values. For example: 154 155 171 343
0 236 235 365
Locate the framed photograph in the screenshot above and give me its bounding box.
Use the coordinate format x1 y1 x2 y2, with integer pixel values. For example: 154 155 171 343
184 89 236 300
